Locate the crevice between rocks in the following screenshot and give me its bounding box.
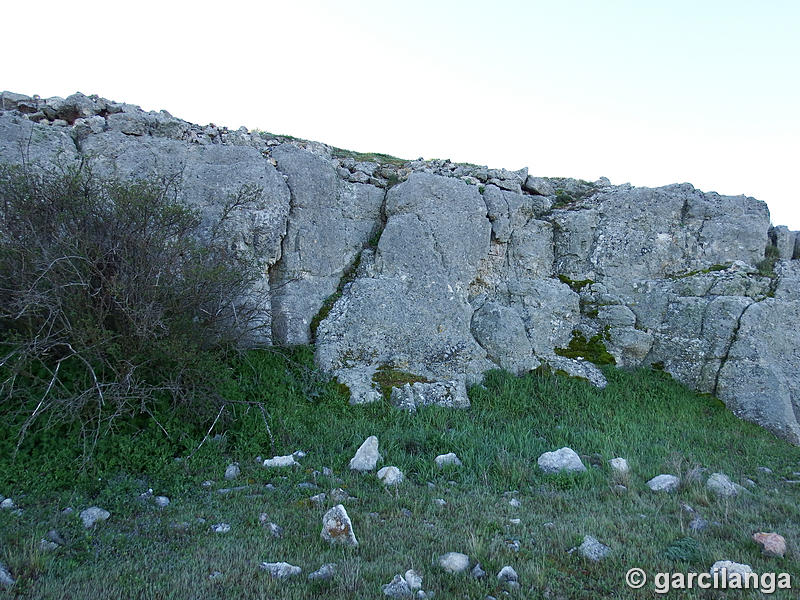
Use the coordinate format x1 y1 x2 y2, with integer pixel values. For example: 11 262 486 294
712 300 754 397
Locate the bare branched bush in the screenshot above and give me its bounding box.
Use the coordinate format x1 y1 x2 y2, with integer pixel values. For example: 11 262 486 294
0 162 271 448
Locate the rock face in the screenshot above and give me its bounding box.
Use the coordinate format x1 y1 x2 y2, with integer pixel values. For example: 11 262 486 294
2 90 799 443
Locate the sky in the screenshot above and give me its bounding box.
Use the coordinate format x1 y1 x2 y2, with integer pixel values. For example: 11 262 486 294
5 0 800 227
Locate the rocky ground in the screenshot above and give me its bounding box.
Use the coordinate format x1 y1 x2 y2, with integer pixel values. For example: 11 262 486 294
0 353 798 599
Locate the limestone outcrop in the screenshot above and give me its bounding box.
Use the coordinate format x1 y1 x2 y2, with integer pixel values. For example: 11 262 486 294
1 90 797 444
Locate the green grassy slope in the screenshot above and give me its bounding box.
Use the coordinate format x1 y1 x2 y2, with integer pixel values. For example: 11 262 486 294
0 348 798 599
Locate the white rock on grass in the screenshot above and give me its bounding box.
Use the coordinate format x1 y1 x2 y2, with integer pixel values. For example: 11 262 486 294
225 463 240 479
578 535 611 561
321 504 358 547
497 566 519 583
0 498 15 510
154 496 170 508
537 447 587 474
382 574 412 598
80 507 110 528
434 453 462 468
438 552 470 574
709 560 753 584
211 523 231 533
349 436 380 471
706 472 745 497
378 466 405 485
260 561 302 579
404 569 423 590
263 454 299 468
609 457 630 474
0 561 14 587
647 474 680 492
308 563 336 581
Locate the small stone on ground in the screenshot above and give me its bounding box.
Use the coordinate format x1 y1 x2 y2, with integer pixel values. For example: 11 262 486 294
647 474 679 492
438 552 470 573
349 436 381 471
260 561 302 579
578 535 611 561
80 507 110 528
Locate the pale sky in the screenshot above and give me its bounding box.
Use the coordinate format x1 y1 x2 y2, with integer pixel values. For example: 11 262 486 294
5 0 799 227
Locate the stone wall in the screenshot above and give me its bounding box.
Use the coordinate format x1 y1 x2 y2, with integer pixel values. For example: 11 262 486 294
1 90 797 444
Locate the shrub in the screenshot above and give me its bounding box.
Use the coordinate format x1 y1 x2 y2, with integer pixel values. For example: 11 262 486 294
0 163 270 446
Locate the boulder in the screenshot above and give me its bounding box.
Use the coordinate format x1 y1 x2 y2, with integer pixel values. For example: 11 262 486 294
537 447 587 474
349 436 380 471
438 552 470 574
259 562 302 579
752 532 786 557
647 474 680 492
578 535 611 561
377 466 404 485
321 504 358 547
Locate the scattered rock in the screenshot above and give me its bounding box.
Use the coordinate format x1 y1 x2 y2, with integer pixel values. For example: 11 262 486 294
688 517 709 532
609 457 630 474
209 570 223 580
378 466 405 485
263 454 299 468
210 523 231 533
39 539 59 551
647 474 679 492
537 447 587 474
613 484 628 493
438 552 470 574
329 488 350 503
509 518 521 525
0 498 15 510
321 504 358 547
260 561 302 579
434 453 463 468
310 493 327 506
497 566 519 583
471 563 487 579
154 496 170 508
757 466 773 474
505 539 521 552
201 480 214 489
46 529 66 546
298 482 318 490
578 535 611 561
217 485 250 495
509 498 521 508
382 574 413 598
268 523 284 538
349 436 380 471
80 507 110 528
0 561 14 587
225 463 240 480
752 532 786 557
404 569 423 590
433 498 447 506
706 472 745 497
308 563 336 581
709 560 753 584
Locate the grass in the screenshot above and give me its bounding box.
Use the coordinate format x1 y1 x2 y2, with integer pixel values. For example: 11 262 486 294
1 349 799 598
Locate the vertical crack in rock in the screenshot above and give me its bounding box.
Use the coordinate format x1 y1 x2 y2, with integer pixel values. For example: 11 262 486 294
712 300 753 397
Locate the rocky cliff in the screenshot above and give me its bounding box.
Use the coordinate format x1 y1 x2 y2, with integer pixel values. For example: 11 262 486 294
2 91 798 444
